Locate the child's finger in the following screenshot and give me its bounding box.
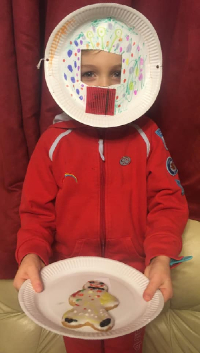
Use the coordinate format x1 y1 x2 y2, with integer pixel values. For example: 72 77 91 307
143 277 161 302
13 254 45 292
28 267 44 293
13 274 25 291
159 283 173 302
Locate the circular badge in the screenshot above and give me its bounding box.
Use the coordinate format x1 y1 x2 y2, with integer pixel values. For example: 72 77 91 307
120 156 131 166
166 157 178 176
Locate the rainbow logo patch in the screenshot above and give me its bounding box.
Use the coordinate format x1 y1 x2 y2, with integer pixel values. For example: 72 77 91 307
64 173 78 183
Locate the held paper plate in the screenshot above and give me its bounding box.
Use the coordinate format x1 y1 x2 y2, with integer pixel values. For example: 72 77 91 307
19 256 164 339
44 3 162 128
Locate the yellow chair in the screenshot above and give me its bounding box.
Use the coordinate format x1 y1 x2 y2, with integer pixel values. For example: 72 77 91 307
143 220 200 353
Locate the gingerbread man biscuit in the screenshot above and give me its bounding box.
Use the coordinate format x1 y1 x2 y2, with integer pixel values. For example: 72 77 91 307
62 280 119 331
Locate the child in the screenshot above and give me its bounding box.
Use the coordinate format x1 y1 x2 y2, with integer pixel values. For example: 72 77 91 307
14 4 188 353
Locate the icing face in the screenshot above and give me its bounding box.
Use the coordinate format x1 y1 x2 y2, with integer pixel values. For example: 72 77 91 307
83 280 108 291
57 18 148 116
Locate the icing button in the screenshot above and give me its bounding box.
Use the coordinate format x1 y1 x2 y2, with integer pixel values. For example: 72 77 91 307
100 318 111 327
65 318 78 323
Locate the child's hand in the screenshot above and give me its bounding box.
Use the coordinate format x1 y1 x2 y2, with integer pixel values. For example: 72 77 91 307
143 256 173 303
13 254 45 293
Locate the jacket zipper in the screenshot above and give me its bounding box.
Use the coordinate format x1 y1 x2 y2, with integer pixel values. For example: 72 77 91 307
99 132 106 353
99 133 106 258
100 157 106 257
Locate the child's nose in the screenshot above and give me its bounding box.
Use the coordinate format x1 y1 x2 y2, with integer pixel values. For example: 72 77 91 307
97 75 111 87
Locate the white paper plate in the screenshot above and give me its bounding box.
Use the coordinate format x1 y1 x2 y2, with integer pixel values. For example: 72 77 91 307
19 256 164 339
44 3 162 128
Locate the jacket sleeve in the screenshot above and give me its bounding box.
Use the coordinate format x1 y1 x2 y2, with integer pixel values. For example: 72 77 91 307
144 121 189 266
15 131 58 265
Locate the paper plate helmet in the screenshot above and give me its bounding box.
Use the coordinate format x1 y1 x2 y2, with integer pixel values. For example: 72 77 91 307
44 3 162 127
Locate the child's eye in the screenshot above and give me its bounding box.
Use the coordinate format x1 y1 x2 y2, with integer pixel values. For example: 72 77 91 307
81 71 95 78
112 71 121 78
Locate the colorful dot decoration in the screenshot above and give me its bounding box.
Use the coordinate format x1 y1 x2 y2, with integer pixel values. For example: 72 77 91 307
68 65 73 72
129 82 134 90
139 73 143 81
61 18 147 113
67 50 72 58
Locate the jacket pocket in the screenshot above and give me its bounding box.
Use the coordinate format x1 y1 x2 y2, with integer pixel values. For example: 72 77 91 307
51 238 101 262
77 238 101 257
105 237 145 272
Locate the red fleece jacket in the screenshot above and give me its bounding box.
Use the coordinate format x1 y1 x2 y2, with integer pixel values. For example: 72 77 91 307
16 116 188 272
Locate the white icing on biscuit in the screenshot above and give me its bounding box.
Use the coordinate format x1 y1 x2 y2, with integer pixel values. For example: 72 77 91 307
62 280 119 331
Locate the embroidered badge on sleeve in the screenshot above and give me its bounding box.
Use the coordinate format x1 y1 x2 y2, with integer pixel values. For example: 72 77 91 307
155 128 168 150
166 157 178 176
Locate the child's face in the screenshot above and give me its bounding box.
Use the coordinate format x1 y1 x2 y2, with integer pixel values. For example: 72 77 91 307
81 50 122 87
